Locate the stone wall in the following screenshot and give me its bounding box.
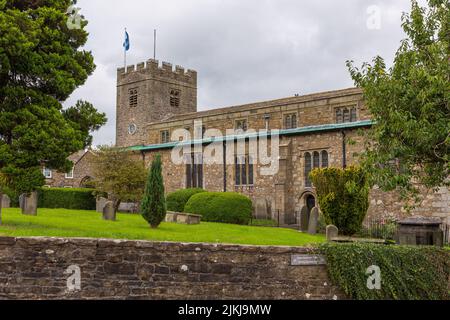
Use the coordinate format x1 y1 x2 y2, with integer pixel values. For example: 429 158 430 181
0 237 344 300
44 150 96 188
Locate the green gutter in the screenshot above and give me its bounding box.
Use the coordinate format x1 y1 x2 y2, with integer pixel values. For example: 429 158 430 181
127 120 374 152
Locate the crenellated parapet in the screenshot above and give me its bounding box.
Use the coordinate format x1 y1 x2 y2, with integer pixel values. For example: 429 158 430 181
117 59 197 85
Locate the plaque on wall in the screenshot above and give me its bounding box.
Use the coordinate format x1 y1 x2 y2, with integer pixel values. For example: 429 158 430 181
290 254 326 266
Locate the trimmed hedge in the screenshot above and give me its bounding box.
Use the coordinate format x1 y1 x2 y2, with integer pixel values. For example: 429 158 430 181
321 243 450 300
37 187 96 210
184 192 252 225
166 188 206 212
310 166 369 235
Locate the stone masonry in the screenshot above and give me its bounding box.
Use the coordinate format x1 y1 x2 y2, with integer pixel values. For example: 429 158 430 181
0 237 344 300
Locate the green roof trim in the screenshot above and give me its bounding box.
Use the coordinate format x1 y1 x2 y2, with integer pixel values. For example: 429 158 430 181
127 120 374 152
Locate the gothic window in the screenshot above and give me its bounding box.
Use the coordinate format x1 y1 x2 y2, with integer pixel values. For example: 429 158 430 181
313 151 320 169
350 107 357 122
284 113 298 129
336 106 357 123
129 88 138 107
304 152 312 188
336 108 343 123
235 155 254 186
186 153 203 188
321 151 329 168
170 89 181 107
160 130 170 143
235 119 248 132
343 108 350 122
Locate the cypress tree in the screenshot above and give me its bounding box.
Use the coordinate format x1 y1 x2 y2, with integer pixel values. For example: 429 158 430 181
141 154 166 228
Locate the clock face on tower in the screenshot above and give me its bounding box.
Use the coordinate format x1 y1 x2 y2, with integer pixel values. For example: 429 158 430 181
128 123 137 135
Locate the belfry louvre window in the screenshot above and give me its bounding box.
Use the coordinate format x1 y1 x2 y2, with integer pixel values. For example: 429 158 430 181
284 113 297 129
235 119 248 132
170 89 181 107
186 153 203 188
235 155 254 186
160 130 170 143
335 106 357 123
129 88 138 107
304 150 329 187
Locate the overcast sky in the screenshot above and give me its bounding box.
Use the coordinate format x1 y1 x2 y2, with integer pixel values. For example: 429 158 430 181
64 0 425 146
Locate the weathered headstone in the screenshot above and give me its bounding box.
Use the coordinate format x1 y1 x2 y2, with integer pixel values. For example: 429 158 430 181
326 225 339 241
165 211 178 223
22 191 38 216
176 213 201 225
1 194 11 208
254 198 269 220
308 207 319 235
96 197 108 213
300 206 309 232
102 201 116 221
19 193 26 210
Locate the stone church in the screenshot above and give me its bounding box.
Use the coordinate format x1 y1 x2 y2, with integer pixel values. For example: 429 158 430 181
46 58 449 226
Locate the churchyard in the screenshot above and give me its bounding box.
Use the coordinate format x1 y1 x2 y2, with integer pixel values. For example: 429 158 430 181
0 208 324 246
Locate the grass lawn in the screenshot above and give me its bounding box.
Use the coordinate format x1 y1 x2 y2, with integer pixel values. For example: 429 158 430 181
0 208 325 246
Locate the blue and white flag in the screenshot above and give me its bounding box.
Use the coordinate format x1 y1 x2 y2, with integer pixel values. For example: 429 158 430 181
123 30 130 51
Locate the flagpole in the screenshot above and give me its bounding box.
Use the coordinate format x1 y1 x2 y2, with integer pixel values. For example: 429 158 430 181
153 29 156 60
124 28 127 71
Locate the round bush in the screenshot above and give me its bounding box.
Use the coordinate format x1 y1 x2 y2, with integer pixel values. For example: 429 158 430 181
184 192 252 225
166 188 206 212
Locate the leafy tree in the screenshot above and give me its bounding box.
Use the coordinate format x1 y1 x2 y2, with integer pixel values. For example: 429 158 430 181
0 0 105 203
141 154 166 228
91 146 147 212
62 100 107 148
310 167 370 236
347 0 449 202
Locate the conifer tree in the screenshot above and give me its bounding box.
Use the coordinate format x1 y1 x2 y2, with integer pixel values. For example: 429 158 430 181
141 154 166 228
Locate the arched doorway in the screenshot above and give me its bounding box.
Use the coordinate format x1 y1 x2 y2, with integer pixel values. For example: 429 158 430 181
297 192 317 229
80 176 94 188
306 194 316 213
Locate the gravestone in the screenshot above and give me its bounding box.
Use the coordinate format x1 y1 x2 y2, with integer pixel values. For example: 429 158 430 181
96 197 108 213
308 207 319 235
19 194 26 210
326 225 339 241
254 198 269 220
300 206 309 232
22 192 38 216
1 194 11 208
176 213 201 225
102 201 116 221
165 211 178 223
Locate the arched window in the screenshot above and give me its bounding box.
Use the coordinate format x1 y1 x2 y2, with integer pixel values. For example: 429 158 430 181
321 151 329 168
304 152 312 187
313 151 320 169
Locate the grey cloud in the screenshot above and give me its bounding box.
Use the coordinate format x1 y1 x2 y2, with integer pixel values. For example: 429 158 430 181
64 0 420 146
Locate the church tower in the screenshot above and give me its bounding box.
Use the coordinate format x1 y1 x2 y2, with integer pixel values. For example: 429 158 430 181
116 59 197 147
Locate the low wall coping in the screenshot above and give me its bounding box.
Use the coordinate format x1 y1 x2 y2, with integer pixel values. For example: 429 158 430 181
0 236 320 254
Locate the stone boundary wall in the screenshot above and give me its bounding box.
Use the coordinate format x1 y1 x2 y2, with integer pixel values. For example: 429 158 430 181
0 237 344 300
